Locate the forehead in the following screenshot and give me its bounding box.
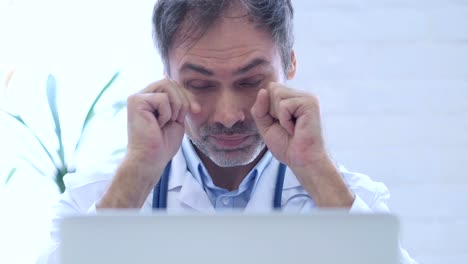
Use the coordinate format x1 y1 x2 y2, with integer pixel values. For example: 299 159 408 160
168 12 280 76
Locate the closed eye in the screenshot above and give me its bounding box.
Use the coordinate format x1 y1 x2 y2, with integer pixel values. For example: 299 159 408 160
238 80 262 88
236 75 264 88
186 80 216 91
190 84 214 90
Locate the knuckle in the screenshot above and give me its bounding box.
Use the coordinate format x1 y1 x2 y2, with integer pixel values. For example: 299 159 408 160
306 96 320 114
278 100 288 111
306 94 319 106
153 92 169 105
311 94 319 102
141 81 160 93
272 86 281 98
160 92 169 102
127 94 140 106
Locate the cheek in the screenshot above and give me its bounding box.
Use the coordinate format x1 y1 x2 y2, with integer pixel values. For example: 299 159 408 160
184 109 209 138
183 92 213 133
242 90 260 116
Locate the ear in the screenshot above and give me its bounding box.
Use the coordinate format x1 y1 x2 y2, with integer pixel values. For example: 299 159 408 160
287 50 297 80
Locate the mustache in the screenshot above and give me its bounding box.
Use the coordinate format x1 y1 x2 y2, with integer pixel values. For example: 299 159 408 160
200 121 258 136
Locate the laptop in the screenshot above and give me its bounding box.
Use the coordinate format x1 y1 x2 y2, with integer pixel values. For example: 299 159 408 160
59 212 400 264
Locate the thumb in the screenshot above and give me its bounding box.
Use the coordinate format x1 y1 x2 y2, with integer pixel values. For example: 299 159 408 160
251 89 274 134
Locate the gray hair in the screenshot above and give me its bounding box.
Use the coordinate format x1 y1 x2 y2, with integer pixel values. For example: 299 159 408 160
152 0 294 76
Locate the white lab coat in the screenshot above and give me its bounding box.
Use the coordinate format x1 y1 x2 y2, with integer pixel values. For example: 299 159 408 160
38 147 417 264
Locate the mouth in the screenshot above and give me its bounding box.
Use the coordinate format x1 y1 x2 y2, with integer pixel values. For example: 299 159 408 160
209 134 253 149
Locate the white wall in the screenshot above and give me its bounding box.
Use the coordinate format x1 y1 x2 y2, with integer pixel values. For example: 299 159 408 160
289 1 468 264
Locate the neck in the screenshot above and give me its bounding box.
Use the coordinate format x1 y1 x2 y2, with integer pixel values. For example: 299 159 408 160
194 146 267 191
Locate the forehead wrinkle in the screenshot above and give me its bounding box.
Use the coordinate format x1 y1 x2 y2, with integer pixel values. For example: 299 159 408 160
185 45 266 61
169 13 281 78
178 48 256 69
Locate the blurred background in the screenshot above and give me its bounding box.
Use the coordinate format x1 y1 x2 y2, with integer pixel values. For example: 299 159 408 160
0 0 467 263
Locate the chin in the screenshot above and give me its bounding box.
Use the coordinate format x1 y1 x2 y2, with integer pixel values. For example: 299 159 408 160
206 143 265 167
188 133 266 167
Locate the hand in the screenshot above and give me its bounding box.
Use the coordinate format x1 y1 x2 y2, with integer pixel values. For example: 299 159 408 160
251 82 354 207
97 78 200 209
126 78 200 169
251 82 326 168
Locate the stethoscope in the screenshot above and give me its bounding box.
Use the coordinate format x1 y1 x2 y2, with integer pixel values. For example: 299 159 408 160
152 160 288 209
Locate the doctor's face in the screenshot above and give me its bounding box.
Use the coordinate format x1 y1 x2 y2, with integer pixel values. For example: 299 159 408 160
168 11 293 167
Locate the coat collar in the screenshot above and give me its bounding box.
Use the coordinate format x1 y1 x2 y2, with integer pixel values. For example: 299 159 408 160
169 136 303 191
167 147 187 190
178 169 215 213
168 146 214 213
166 145 305 212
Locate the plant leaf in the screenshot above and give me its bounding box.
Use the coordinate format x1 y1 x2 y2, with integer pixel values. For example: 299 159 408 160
74 71 120 152
19 156 47 176
46 75 66 169
2 110 26 125
5 168 17 184
112 100 126 117
55 168 66 193
0 110 58 169
111 148 126 156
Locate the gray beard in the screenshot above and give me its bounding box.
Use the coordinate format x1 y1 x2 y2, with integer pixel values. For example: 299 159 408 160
187 134 265 167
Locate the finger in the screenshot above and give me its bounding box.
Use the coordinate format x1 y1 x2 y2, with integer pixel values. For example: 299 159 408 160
166 78 202 118
164 80 186 122
141 79 184 122
268 82 304 98
167 79 191 124
166 79 202 124
140 79 165 93
176 81 201 114
251 89 274 134
277 98 299 136
268 85 280 119
142 78 201 121
267 83 303 118
142 93 172 128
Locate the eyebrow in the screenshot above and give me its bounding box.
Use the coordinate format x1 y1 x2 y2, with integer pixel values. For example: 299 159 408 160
234 58 269 75
179 57 270 77
179 63 214 76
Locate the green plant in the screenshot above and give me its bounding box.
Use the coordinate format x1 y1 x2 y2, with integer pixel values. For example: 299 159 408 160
0 72 125 193
4 168 16 184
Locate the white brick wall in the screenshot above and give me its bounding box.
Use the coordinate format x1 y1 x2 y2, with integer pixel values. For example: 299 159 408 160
290 1 468 263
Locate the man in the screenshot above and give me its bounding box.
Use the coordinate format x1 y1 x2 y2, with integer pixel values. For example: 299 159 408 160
40 0 416 263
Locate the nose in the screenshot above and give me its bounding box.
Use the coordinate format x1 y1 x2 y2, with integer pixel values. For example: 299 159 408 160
212 90 246 128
